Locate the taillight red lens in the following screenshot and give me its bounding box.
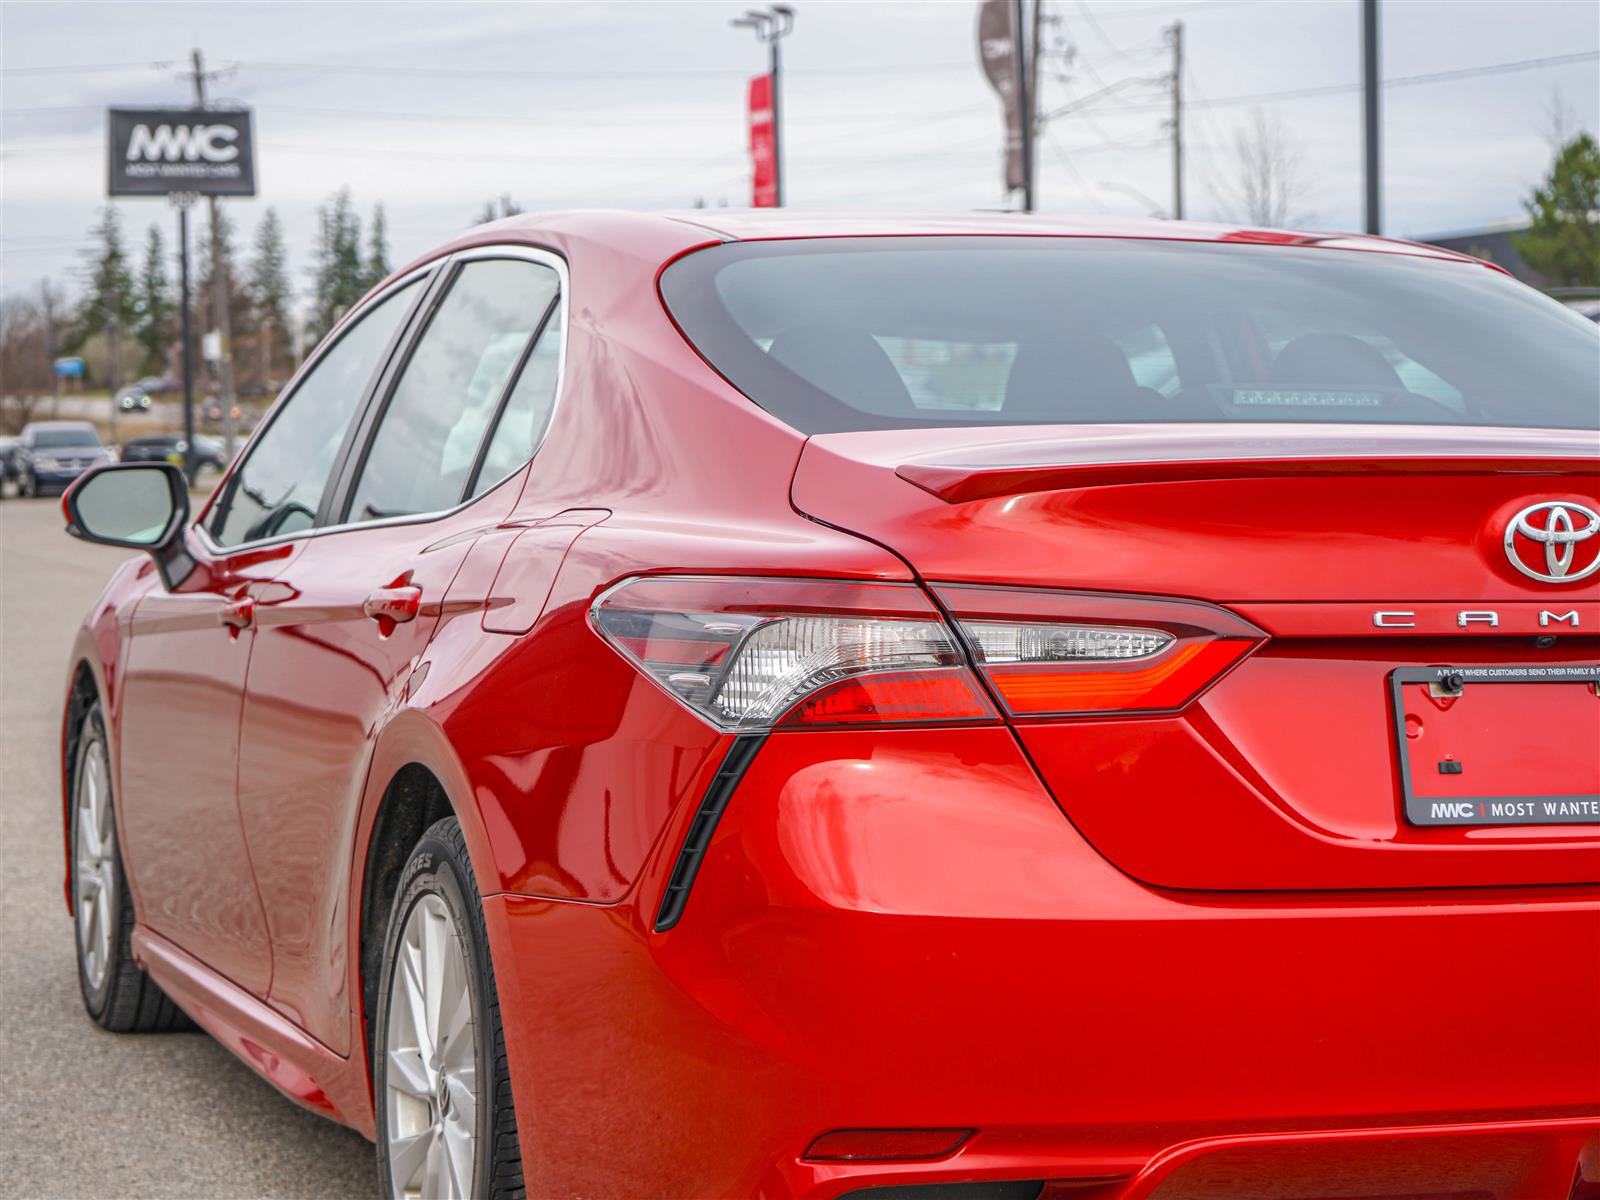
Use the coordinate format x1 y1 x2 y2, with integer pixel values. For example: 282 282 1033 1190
936 585 1266 717
591 575 996 731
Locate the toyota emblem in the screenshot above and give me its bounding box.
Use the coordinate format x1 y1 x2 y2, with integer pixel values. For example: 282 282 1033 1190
1503 501 1600 583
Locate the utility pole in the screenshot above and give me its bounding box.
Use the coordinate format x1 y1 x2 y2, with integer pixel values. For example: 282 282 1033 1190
732 6 795 207
189 48 238 474
173 192 196 483
1362 0 1381 234
1013 0 1035 211
1168 20 1184 221
107 291 120 446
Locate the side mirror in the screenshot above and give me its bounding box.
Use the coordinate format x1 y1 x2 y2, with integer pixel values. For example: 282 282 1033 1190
63 463 195 589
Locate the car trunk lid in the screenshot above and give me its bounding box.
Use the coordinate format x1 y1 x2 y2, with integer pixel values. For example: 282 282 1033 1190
791 423 1600 891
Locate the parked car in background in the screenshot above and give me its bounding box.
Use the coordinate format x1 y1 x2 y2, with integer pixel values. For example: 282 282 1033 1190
11 421 115 497
120 433 228 482
202 397 244 425
55 212 1600 1199
138 374 178 394
116 386 151 413
0 435 17 496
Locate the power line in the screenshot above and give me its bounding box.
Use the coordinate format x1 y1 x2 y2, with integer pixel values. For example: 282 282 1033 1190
0 60 177 75
231 58 982 80
1072 0 1164 62
1103 49 1600 114
1078 0 1244 20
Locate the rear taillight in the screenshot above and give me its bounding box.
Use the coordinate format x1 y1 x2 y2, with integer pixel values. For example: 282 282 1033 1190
592 576 1264 728
937 585 1266 718
591 575 996 730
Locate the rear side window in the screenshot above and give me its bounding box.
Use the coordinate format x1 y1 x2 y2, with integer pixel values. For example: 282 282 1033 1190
346 258 559 523
210 278 420 547
660 237 1599 433
469 300 563 499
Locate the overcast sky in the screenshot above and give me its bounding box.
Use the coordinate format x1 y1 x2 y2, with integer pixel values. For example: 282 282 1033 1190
3 0 1597 308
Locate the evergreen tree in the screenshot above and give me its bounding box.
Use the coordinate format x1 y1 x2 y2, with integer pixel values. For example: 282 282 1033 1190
249 208 294 376
363 203 391 289
74 206 138 389
473 194 524 225
308 188 365 342
1515 132 1600 287
134 223 173 375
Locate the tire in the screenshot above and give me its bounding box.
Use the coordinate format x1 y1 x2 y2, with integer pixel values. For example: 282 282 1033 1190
70 703 192 1032
374 817 524 1200
20 470 34 499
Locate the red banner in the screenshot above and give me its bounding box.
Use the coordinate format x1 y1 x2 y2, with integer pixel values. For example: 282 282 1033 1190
747 73 776 208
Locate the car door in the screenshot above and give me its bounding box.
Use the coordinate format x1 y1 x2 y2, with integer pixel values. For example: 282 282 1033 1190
235 249 563 1053
116 273 426 996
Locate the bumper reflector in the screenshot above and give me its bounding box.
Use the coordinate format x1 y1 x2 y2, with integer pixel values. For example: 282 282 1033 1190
805 1128 974 1162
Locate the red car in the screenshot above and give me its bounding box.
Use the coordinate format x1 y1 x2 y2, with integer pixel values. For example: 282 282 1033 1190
58 212 1600 1200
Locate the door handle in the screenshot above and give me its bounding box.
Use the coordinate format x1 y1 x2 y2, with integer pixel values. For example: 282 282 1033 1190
220 596 255 631
363 584 423 628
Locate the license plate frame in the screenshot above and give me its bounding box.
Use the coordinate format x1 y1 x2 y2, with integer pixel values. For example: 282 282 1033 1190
1390 664 1600 827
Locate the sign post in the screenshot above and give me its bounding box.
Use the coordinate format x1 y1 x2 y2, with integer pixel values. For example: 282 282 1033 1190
107 106 255 479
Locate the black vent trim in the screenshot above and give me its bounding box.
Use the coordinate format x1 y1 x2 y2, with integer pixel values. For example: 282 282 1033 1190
653 734 766 933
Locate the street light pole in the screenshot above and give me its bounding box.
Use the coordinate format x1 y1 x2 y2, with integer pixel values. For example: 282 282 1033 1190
171 193 196 479
732 5 796 207
1362 0 1382 234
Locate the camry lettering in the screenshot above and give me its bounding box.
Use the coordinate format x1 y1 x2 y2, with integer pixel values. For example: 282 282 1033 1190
1370 608 1584 630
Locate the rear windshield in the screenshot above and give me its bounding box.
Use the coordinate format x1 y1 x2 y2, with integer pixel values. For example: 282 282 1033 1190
660 237 1600 433
34 428 101 448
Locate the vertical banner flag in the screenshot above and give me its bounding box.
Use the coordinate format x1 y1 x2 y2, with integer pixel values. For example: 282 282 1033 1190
748 73 777 208
976 0 1023 193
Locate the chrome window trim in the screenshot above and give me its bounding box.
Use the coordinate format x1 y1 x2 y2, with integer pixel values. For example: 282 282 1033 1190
193 242 570 559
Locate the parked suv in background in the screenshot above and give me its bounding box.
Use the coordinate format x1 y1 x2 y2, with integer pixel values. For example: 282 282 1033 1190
120 434 228 482
12 421 115 497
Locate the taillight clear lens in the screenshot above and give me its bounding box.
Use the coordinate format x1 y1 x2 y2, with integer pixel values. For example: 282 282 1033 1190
591 575 996 730
938 585 1266 717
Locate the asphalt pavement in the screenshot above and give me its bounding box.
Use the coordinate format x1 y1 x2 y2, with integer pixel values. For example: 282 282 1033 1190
0 490 374 1198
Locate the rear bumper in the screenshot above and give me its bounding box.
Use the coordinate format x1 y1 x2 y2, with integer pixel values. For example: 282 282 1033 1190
484 726 1600 1199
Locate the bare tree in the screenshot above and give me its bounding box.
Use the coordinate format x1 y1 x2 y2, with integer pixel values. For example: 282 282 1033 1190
1227 107 1311 228
0 294 54 432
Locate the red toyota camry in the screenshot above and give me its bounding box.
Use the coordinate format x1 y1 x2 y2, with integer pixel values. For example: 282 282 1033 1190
58 212 1600 1200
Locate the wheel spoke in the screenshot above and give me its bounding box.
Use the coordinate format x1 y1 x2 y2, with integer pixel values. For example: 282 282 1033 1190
425 1130 449 1200
389 1127 433 1191
440 1116 472 1199
399 939 433 1063
387 1047 431 1098
445 1072 476 1131
421 906 448 1054
77 802 102 862
436 971 472 1068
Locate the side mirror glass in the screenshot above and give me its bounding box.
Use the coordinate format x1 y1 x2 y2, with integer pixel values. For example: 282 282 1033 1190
64 463 194 588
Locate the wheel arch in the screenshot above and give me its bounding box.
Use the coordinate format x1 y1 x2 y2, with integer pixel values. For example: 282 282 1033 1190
349 709 499 1077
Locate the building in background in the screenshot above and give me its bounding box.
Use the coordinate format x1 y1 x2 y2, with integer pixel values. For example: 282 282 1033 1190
1421 219 1546 287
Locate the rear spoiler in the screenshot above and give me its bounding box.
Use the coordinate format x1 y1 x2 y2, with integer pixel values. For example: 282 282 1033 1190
893 425 1600 504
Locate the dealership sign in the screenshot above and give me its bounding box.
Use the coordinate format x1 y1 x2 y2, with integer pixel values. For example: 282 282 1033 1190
107 107 256 197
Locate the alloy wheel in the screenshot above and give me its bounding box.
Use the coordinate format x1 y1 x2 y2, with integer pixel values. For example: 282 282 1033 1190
384 893 479 1200
73 737 115 993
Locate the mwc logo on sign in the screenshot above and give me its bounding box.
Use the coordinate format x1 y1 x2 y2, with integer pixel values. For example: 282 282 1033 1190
107 107 257 197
